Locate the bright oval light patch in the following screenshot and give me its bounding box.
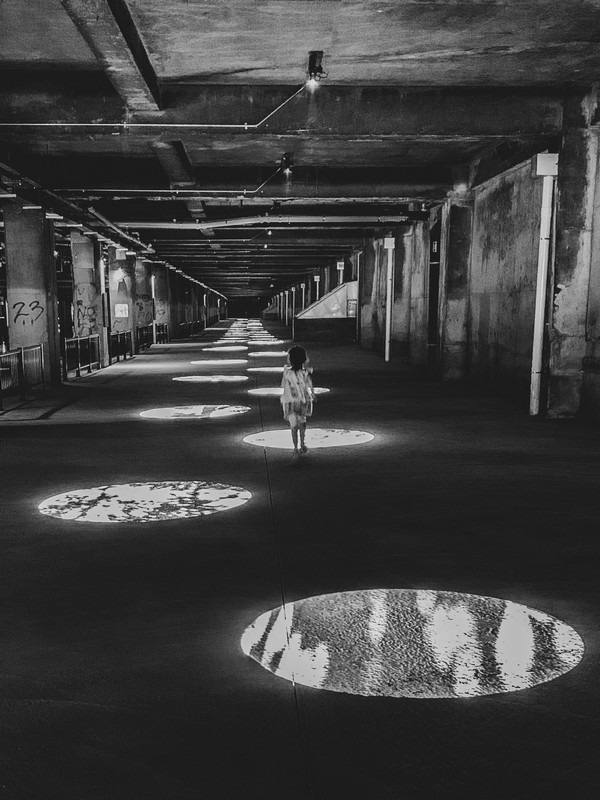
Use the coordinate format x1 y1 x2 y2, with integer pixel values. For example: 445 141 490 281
247 366 285 373
173 375 249 383
247 387 330 397
243 428 371 449
241 589 584 698
39 481 252 523
190 359 248 366
248 351 287 357
139 404 251 419
203 346 248 352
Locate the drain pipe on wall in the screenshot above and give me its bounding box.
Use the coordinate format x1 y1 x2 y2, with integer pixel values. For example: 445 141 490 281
529 153 559 416
384 236 396 362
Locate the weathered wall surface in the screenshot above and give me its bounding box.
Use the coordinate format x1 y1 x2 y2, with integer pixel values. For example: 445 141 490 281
469 162 543 399
408 222 430 366
360 227 416 358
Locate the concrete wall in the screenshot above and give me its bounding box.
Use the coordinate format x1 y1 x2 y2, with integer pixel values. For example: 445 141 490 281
407 223 430 366
469 161 543 398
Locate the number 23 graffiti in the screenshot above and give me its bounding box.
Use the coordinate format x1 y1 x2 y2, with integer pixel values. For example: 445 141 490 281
12 300 45 325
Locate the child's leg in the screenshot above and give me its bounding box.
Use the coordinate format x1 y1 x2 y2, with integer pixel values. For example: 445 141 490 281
290 422 299 451
299 422 307 450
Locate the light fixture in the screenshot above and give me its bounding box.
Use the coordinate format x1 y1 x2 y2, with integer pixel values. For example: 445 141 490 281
307 50 327 88
281 152 294 178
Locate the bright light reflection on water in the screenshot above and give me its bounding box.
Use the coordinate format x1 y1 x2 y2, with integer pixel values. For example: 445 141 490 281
173 375 249 383
139 404 251 419
241 589 584 698
247 387 330 397
243 428 372 449
39 481 252 523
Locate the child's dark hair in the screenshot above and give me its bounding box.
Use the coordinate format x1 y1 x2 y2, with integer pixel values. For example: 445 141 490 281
288 345 307 371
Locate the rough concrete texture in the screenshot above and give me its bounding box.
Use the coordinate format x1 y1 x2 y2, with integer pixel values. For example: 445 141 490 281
469 160 543 399
0 320 598 799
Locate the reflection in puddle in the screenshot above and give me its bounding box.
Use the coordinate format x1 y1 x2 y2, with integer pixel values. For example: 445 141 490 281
243 428 372 449
139 404 251 419
173 375 249 383
39 481 252 523
241 589 584 698
247 387 330 397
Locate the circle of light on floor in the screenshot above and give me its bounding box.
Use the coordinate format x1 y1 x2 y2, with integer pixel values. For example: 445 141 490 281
243 428 371 449
241 589 584 698
250 339 285 345
190 359 248 366
203 345 248 352
173 375 249 383
39 480 252 523
139 404 251 419
247 387 330 397
247 366 285 373
248 351 287 357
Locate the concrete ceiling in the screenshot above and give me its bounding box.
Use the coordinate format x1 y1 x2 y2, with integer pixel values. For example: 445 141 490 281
1 0 598 297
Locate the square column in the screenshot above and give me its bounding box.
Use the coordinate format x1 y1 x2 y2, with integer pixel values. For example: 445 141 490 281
71 231 109 366
4 203 61 386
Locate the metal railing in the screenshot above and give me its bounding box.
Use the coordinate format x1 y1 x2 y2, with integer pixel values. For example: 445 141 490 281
156 323 169 343
178 320 202 338
0 345 44 410
109 330 133 363
63 334 101 379
136 324 154 352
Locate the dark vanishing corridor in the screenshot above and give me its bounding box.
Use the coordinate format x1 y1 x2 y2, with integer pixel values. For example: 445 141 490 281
0 320 598 799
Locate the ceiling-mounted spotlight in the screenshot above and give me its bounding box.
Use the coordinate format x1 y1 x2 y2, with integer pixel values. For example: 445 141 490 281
281 152 294 178
307 50 327 89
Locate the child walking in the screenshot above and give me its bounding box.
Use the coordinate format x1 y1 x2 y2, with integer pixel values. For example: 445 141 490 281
280 345 315 455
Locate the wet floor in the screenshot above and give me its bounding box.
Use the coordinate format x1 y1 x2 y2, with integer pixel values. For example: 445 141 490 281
0 319 599 798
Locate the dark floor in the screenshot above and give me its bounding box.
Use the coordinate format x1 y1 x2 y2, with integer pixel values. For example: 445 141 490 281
0 321 598 799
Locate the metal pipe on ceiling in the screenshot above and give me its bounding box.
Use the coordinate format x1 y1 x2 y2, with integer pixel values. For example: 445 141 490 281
118 215 408 230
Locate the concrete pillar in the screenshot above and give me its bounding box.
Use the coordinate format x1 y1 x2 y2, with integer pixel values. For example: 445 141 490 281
135 258 153 332
439 196 474 379
108 246 136 334
152 264 169 336
548 88 599 416
3 203 61 386
71 231 109 366
166 270 179 338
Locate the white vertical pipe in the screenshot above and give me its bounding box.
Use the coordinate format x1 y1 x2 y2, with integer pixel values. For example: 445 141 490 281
356 250 361 342
384 237 395 362
285 290 289 325
337 260 345 286
529 174 556 415
301 282 306 310
150 272 156 343
314 275 320 300
291 286 296 317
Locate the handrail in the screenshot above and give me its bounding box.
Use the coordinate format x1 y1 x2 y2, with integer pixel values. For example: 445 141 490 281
0 344 44 409
63 334 100 379
109 330 133 364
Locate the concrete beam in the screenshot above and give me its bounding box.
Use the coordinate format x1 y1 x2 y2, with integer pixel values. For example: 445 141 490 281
60 0 160 112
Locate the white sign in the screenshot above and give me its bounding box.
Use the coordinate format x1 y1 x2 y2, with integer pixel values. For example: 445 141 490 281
115 303 129 318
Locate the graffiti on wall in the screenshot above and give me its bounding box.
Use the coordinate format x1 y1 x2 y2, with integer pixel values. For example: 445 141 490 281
12 299 44 326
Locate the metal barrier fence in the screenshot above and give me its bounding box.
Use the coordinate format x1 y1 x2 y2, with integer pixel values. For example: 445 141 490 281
109 330 133 363
0 345 44 410
178 320 202 338
136 324 154 352
156 323 169 343
63 334 101 379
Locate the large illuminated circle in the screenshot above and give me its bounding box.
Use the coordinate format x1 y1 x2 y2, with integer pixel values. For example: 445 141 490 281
173 375 249 383
39 481 252 523
190 359 248 366
243 428 371 449
248 351 287 357
247 387 330 397
203 345 248 352
247 366 285 373
241 589 585 698
139 404 251 419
